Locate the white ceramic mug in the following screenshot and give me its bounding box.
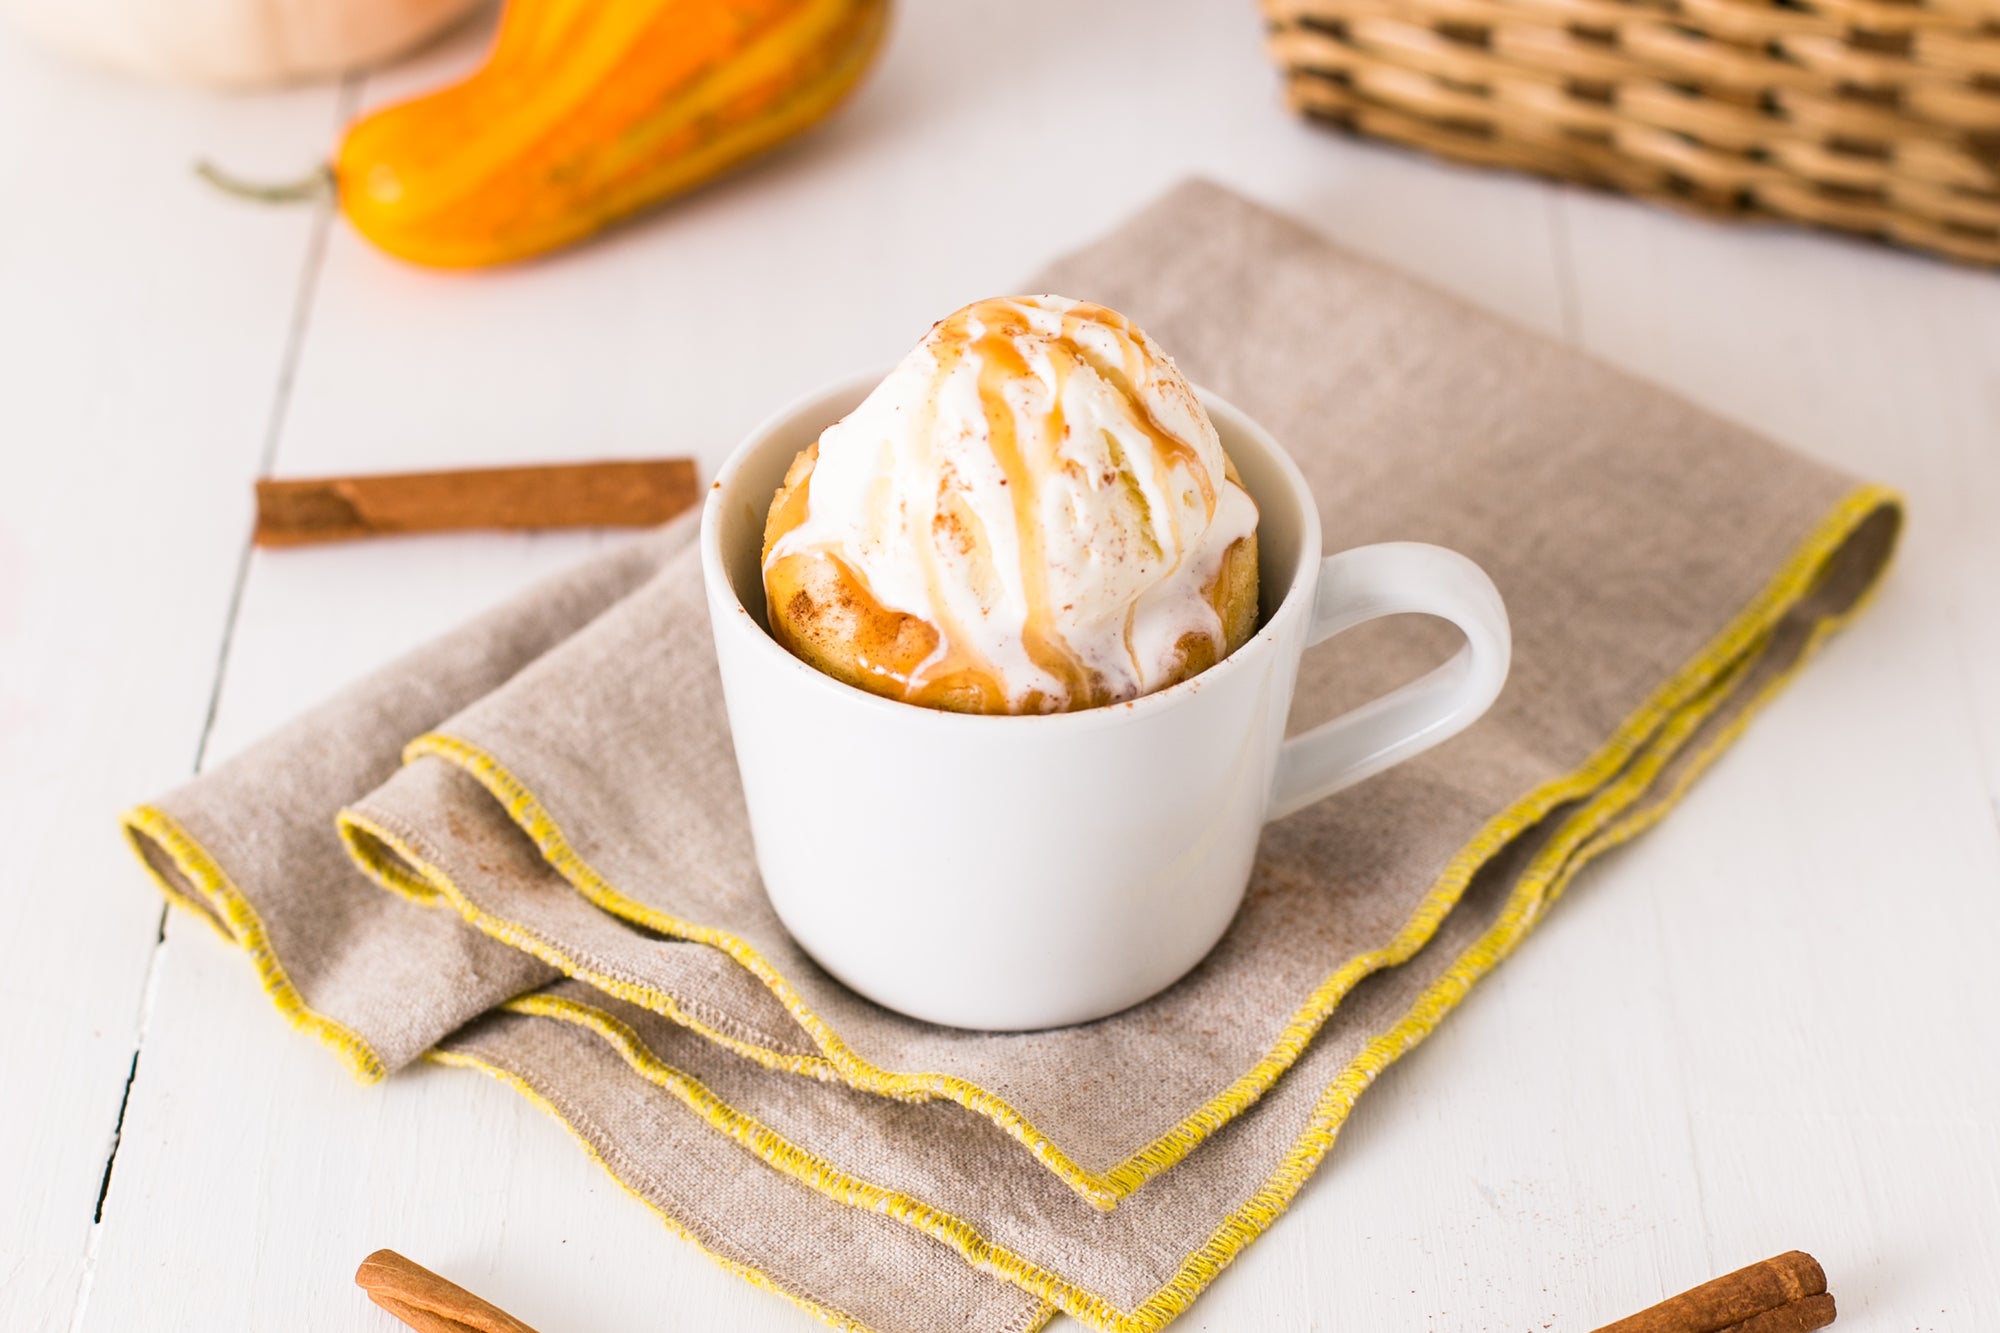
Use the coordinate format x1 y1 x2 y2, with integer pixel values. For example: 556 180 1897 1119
701 371 1511 1031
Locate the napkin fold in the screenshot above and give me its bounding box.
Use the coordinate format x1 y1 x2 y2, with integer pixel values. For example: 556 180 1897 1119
125 181 1900 1333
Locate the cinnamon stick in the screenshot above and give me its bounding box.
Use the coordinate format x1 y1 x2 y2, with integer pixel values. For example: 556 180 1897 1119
254 457 698 547
1718 1294 1837 1333
1592 1251 1831 1333
355 1248 543 1333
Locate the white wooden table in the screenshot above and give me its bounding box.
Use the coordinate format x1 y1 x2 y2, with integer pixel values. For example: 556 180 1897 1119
4 5 1996 1330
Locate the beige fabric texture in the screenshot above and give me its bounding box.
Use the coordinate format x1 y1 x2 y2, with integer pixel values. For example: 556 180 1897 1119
126 181 1900 1333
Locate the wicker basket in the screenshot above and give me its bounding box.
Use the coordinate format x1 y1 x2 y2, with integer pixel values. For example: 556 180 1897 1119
1265 0 2000 266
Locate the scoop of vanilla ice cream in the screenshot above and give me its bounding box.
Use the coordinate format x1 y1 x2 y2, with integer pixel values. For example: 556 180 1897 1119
765 295 1258 711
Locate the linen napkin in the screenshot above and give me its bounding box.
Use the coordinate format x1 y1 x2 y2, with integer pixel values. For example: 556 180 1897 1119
125 180 1900 1333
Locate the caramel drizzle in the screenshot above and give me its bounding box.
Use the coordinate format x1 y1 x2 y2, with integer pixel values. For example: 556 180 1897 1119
779 296 1230 713
939 304 1093 706
924 298 1222 709
898 374 1014 713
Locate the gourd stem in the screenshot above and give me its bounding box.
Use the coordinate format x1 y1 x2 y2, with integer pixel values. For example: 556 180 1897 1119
194 159 335 205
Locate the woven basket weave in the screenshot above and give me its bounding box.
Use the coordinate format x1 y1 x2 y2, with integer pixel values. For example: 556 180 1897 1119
1266 0 2000 266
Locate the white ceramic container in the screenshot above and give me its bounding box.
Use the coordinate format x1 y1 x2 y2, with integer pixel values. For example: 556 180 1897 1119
701 372 1511 1030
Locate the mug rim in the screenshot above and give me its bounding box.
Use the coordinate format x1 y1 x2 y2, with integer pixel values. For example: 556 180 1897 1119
700 367 1323 732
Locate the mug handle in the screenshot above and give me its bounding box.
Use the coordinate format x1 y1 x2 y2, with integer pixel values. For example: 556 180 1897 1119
1267 542 1512 821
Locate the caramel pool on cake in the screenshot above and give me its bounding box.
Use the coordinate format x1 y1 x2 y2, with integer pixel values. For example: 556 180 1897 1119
762 296 1260 715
